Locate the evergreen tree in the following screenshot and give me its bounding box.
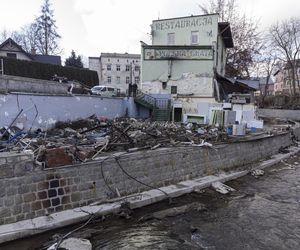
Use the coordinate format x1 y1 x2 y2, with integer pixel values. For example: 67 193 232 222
65 50 84 68
35 0 61 55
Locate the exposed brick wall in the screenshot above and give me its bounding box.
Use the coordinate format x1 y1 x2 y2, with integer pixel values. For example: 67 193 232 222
0 132 292 225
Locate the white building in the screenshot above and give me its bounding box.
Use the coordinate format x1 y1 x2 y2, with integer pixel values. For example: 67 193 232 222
140 14 236 116
89 53 141 93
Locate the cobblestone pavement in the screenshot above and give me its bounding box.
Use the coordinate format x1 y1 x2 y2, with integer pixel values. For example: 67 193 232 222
2 151 300 250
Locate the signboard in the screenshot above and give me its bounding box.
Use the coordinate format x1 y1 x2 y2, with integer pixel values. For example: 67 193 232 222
152 15 215 31
144 48 213 60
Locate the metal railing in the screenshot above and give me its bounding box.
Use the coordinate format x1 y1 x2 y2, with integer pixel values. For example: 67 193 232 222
135 89 156 107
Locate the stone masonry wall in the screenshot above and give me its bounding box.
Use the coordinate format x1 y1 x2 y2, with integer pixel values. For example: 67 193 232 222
0 132 292 225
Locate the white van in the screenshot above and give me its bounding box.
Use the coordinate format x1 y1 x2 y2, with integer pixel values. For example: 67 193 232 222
90 86 119 97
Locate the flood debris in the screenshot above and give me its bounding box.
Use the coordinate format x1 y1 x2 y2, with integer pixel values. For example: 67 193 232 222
0 115 229 168
251 169 265 178
0 114 294 168
211 181 236 194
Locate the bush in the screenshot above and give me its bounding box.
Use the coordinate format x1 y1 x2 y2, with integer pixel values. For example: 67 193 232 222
0 56 98 88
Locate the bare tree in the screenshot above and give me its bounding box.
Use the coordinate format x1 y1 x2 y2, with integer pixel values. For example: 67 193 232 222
0 29 23 45
199 0 262 79
269 17 300 96
18 23 39 53
254 40 279 106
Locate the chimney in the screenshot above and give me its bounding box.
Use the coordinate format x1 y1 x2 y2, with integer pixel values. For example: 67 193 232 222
31 47 36 55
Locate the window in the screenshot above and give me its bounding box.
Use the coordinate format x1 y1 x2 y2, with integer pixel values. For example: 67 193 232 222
108 87 114 91
134 76 139 84
116 64 120 71
107 64 111 71
191 31 199 45
126 76 130 84
126 65 130 71
6 53 17 58
107 76 111 83
116 76 121 84
167 33 175 45
162 82 167 89
171 86 177 94
134 65 140 71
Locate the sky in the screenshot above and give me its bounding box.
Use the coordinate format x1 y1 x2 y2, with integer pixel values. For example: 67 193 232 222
0 0 299 65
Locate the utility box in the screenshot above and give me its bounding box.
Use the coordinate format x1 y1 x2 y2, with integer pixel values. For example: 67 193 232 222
224 110 236 126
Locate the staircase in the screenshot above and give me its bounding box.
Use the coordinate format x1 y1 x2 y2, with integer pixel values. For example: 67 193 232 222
134 90 171 121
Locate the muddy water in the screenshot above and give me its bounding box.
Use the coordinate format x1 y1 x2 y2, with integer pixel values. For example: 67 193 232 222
2 152 300 250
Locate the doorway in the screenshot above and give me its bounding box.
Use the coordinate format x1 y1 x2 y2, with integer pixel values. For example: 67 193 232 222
174 107 182 122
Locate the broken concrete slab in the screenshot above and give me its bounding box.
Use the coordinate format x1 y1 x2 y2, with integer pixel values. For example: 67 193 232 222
212 181 236 194
48 237 92 250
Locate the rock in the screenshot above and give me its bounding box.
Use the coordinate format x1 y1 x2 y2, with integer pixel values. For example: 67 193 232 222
60 238 92 250
211 181 235 194
251 169 265 178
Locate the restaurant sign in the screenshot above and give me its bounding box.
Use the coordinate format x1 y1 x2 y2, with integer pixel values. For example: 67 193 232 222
144 47 213 60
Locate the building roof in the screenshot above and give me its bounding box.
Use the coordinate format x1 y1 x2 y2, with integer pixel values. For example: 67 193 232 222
32 54 61 65
222 76 257 91
152 13 219 23
0 38 34 60
0 38 61 65
100 52 140 59
218 22 234 48
259 77 274 85
284 59 300 69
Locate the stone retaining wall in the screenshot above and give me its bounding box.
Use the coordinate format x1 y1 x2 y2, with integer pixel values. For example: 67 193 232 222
0 132 293 225
258 108 300 121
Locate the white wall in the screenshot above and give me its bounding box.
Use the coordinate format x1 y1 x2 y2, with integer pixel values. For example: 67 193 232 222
0 94 149 130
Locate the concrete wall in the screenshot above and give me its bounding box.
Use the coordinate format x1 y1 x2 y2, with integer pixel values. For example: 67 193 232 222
0 75 69 94
258 109 300 121
0 131 293 225
141 73 214 97
0 93 149 130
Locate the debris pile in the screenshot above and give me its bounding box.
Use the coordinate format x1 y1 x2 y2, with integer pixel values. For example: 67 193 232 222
0 116 229 168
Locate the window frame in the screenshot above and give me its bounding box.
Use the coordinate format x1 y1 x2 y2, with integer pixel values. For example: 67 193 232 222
191 31 199 45
167 33 175 45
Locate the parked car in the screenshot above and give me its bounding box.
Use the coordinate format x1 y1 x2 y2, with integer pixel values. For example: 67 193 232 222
90 85 120 97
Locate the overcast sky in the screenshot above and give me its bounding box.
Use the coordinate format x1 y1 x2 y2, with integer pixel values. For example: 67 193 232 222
0 0 299 65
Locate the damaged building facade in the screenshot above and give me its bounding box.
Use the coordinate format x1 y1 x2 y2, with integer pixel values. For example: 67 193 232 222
140 14 238 121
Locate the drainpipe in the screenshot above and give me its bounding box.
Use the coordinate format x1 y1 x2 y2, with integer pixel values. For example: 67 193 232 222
168 59 173 79
0 59 3 75
214 79 221 102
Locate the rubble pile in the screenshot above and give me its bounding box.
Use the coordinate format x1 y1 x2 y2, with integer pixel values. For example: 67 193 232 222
0 115 228 168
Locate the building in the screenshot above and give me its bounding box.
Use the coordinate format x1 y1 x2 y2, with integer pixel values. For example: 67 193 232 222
273 60 300 95
259 77 274 96
274 70 284 94
89 53 141 93
0 38 61 65
140 14 244 116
